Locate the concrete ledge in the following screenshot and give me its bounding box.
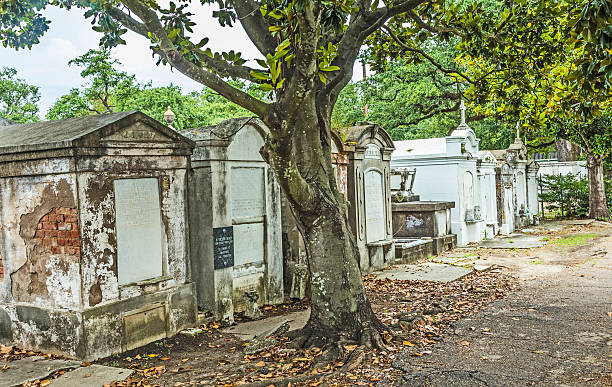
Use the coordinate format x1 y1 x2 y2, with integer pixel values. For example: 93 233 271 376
392 201 455 211
431 234 457 255
394 239 433 264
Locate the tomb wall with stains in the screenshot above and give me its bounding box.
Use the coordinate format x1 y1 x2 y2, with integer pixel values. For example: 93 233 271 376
0 115 196 360
0 155 83 355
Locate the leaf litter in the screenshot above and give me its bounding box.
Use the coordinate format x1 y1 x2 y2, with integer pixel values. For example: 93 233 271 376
95 270 515 386
0 270 514 386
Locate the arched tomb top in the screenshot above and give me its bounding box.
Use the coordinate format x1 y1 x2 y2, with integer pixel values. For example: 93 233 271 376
185 117 269 162
330 129 354 155
343 122 395 152
449 126 479 154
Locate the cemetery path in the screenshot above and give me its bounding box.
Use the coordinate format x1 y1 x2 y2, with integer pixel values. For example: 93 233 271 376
393 222 612 386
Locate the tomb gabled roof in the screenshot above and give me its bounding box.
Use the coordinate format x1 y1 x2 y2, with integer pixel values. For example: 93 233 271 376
0 117 15 127
344 122 395 150
0 111 194 155
489 149 507 160
184 117 267 142
477 150 497 163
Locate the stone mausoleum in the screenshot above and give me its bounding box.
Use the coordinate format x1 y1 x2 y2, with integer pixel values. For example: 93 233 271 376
391 104 497 245
0 112 197 360
477 150 499 238
186 118 283 322
490 127 540 233
345 123 395 272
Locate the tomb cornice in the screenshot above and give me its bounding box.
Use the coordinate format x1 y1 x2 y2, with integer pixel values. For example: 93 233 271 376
343 122 395 151
391 155 477 165
0 111 195 156
392 201 455 211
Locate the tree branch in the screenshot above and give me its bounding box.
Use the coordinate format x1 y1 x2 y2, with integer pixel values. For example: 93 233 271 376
391 100 461 128
106 6 149 37
118 0 269 117
325 0 427 99
382 25 475 84
232 0 277 56
406 10 465 38
525 140 556 149
108 6 260 81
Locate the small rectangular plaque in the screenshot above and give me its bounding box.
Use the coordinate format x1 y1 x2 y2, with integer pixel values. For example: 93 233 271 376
213 226 234 270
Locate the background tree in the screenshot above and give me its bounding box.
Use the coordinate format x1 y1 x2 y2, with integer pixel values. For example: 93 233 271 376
332 59 514 149
0 67 40 123
444 0 612 219
47 50 263 129
1 0 578 361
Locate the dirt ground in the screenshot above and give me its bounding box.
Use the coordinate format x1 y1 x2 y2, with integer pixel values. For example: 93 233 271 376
7 220 608 386
96 270 516 386
391 221 612 386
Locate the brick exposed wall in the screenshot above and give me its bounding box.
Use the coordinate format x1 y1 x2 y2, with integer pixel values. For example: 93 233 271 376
35 208 81 256
332 153 349 197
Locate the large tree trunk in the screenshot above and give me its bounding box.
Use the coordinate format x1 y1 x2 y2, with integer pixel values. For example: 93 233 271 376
298 191 384 348
586 152 610 220
261 96 385 352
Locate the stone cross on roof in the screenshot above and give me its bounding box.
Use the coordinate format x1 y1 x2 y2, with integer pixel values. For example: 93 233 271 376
515 121 521 140
460 100 467 125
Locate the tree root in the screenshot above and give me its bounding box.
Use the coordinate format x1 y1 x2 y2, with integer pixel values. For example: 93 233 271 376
242 318 388 386
242 345 367 387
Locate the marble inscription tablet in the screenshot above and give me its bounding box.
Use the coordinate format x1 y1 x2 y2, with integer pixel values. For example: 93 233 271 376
114 178 163 285
364 170 386 243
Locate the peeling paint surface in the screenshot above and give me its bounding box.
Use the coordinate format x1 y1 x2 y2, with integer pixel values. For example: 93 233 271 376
0 174 80 309
0 114 196 360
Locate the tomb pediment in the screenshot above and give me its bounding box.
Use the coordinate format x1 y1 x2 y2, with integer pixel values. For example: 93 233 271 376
344 122 395 151
101 121 175 143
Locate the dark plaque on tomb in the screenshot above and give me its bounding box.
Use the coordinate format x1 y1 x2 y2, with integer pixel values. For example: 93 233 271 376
213 226 234 269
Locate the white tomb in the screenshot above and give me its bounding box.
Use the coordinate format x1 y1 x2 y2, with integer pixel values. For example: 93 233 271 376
476 151 499 238
186 118 283 321
391 102 497 245
345 123 395 272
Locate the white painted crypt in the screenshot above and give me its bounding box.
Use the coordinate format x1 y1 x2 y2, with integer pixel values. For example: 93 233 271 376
391 103 498 245
345 123 395 272
490 125 540 233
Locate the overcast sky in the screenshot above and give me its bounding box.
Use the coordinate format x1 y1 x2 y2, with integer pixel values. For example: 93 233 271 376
0 4 280 116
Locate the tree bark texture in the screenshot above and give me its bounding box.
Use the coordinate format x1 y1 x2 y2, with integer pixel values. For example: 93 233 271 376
113 0 423 349
586 152 610 220
556 139 582 162
261 98 385 348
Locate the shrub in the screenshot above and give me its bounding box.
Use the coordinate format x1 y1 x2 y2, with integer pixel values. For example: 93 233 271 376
538 173 612 218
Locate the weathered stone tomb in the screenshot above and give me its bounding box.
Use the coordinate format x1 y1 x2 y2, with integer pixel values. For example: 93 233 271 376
345 123 395 272
477 151 499 238
185 118 283 322
491 129 539 232
0 112 197 360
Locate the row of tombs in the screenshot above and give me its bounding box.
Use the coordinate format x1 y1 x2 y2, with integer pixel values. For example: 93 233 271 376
0 110 539 360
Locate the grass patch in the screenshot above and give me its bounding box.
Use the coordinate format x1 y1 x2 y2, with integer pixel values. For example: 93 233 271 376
551 233 600 247
529 259 544 265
